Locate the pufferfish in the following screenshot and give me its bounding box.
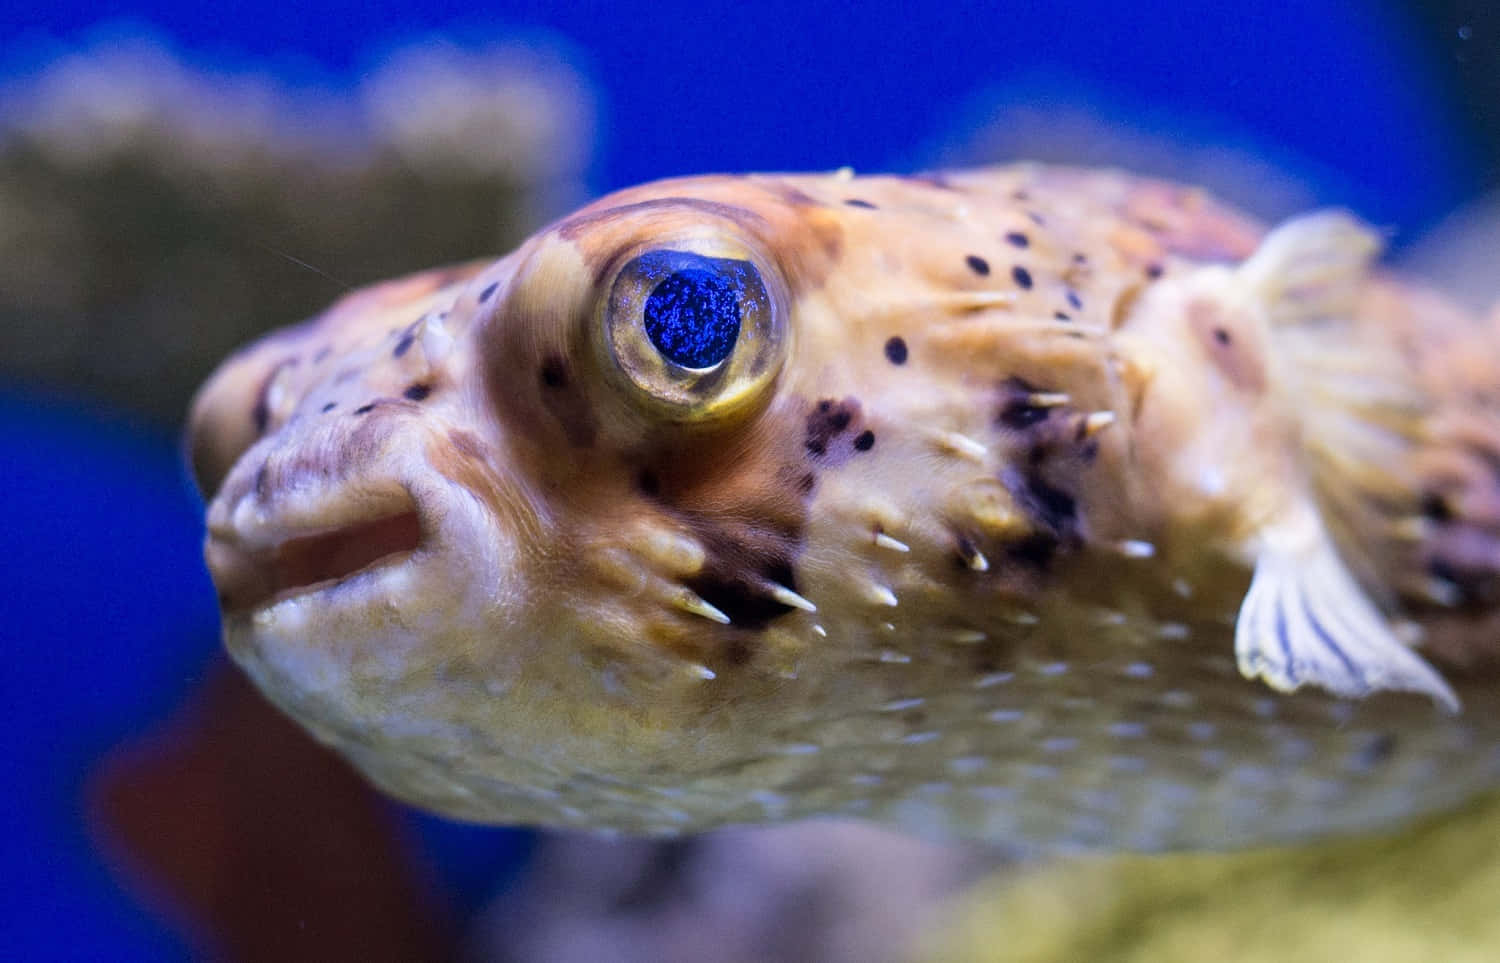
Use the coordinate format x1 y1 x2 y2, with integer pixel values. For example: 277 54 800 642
187 166 1500 850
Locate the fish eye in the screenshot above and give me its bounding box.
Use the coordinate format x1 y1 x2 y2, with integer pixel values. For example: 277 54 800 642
598 244 786 421
641 255 744 369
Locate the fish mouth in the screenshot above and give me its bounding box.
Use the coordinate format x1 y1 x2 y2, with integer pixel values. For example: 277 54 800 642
207 490 424 614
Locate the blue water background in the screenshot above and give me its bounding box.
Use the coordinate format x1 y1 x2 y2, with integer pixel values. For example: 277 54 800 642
0 1 1487 957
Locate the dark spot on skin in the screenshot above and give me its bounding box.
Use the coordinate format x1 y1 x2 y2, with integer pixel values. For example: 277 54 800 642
478 281 499 303
320 401 337 413
1066 290 1083 311
1000 399 1049 430
805 397 864 460
1356 732 1398 768
965 254 991 276
1011 190 1030 201
1421 491 1452 523
1073 252 1088 264
1011 265 1033 290
1428 557 1460 582
1426 556 1490 609
884 336 908 365
540 355 568 389
638 469 660 497
1006 532 1061 568
1001 463 1080 557
353 403 376 415
393 332 416 358
1027 211 1045 226
1053 311 1071 321
1187 300 1264 393
854 430 875 452
1145 263 1164 279
313 346 332 364
403 384 431 402
254 462 271 500
685 554 800 632
1028 480 1077 533
1004 231 1029 248
996 377 1050 430
1081 440 1099 463
844 198 877 209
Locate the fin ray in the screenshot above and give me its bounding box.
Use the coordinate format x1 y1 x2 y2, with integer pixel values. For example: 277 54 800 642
1235 513 1458 712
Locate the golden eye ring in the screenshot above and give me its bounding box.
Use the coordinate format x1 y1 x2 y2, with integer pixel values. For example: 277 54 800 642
595 239 788 424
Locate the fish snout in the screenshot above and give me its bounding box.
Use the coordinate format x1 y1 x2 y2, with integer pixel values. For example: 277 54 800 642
201 408 454 617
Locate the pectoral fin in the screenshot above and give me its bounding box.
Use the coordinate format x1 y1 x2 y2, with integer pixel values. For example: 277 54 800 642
1235 513 1458 712
1239 210 1382 326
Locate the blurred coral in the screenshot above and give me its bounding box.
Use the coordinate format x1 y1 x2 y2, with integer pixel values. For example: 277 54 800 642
0 35 592 425
469 822 998 963
89 660 458 962
916 789 1500 963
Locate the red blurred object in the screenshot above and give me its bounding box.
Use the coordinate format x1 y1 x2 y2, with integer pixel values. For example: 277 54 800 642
88 658 457 962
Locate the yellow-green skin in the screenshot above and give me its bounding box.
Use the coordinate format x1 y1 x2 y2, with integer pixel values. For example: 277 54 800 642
188 166 1500 847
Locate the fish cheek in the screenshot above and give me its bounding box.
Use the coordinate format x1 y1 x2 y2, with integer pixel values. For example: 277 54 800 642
636 408 816 660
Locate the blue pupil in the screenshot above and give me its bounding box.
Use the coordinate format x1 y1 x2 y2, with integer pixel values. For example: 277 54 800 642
642 263 744 369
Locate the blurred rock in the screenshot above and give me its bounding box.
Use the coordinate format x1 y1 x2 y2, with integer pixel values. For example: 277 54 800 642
468 823 1001 963
1399 190 1500 314
915 789 1500 963
0 35 592 425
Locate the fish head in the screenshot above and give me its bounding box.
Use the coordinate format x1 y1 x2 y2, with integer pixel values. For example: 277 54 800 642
188 171 1156 826
187 178 886 817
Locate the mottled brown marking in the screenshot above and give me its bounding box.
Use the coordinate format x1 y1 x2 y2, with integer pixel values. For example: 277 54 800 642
996 377 1052 431
804 397 864 461
429 429 505 509
1110 283 1146 332
633 406 817 649
1123 180 1264 262
763 182 824 208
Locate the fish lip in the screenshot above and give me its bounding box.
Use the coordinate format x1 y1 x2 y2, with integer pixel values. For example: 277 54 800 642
206 485 425 615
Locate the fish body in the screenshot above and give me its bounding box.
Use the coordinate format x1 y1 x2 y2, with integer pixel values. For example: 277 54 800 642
189 166 1500 848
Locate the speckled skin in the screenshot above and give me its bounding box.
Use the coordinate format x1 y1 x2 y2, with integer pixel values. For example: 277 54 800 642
189 166 1500 849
